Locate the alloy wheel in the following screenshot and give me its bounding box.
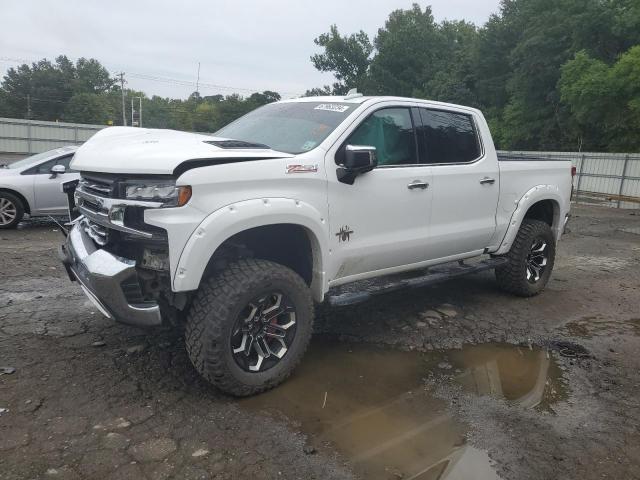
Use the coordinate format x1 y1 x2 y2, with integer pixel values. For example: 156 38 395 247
0 198 17 226
230 292 297 372
526 238 548 283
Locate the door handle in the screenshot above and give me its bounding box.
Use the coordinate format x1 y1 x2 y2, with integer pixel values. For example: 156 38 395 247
480 177 496 185
407 181 429 190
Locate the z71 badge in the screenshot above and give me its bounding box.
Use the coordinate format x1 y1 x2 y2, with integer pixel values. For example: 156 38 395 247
286 164 318 174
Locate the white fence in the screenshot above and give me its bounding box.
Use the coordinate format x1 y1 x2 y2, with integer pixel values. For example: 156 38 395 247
0 117 105 155
0 119 637 209
498 151 640 209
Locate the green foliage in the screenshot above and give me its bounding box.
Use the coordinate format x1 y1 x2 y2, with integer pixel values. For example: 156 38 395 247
310 25 373 94
64 93 113 124
0 55 282 132
309 0 640 152
560 46 640 151
3 0 640 154
368 4 442 97
0 56 114 121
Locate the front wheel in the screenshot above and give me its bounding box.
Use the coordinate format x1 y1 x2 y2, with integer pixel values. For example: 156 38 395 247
185 259 314 396
0 192 24 229
495 219 556 297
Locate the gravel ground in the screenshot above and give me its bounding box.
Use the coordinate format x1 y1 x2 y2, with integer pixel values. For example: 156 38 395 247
1 204 639 480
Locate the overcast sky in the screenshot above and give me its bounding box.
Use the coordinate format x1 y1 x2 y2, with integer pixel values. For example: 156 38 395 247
1 0 501 99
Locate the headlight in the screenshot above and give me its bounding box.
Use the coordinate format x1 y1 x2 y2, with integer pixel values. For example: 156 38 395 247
124 182 192 207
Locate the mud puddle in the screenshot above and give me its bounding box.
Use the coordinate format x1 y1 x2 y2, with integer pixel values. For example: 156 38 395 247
242 340 566 480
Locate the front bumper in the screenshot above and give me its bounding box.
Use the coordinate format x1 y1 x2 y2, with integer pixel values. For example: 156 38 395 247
58 223 162 327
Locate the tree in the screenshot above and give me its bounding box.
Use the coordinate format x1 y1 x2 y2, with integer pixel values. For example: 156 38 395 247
560 46 640 151
303 86 332 97
64 93 113 124
311 25 373 94
367 4 443 97
0 56 115 121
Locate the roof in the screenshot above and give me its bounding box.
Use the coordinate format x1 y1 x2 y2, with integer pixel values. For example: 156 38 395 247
279 95 482 115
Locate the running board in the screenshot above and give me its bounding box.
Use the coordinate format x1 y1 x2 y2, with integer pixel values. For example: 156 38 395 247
327 257 508 307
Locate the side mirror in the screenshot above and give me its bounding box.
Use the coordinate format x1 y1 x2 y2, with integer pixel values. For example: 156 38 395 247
338 145 377 185
50 164 66 179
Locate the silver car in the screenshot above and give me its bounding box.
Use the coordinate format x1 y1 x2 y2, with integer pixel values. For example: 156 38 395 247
0 146 79 229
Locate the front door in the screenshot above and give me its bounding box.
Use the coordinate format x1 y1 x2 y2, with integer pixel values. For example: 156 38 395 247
326 105 433 284
31 155 79 214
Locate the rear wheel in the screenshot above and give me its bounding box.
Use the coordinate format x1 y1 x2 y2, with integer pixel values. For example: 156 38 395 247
0 192 24 229
185 258 314 396
495 219 555 297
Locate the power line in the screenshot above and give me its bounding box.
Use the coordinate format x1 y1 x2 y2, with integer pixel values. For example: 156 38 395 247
0 55 303 98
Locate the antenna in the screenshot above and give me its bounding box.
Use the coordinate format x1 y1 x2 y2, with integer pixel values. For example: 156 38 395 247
344 88 363 100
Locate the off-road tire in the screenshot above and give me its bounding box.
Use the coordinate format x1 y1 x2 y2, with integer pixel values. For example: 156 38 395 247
185 258 314 397
0 192 24 229
495 219 555 297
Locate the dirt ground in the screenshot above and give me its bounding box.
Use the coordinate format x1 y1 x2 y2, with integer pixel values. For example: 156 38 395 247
1 203 639 480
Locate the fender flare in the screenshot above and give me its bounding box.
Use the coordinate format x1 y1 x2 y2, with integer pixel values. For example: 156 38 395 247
493 185 567 256
172 197 330 302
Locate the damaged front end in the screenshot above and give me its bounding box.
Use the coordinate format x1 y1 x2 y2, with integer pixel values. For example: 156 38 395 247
58 173 188 327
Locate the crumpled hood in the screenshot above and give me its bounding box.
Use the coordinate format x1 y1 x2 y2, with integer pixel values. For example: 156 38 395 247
71 126 293 175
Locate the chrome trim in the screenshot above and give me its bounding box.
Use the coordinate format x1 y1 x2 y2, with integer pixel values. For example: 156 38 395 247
59 224 162 327
78 203 154 239
79 179 112 195
76 187 163 209
335 104 486 169
75 186 161 239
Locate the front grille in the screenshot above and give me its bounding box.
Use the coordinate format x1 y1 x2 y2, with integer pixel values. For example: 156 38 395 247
79 173 117 198
82 219 109 246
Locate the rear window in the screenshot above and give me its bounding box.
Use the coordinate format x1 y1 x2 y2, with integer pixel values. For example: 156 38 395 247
418 109 481 164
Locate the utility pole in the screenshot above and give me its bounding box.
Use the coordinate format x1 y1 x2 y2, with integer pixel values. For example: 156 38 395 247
196 62 201 99
117 72 127 126
131 96 142 127
26 94 32 119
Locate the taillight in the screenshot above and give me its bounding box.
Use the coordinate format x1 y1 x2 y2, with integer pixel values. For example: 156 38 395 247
571 166 577 177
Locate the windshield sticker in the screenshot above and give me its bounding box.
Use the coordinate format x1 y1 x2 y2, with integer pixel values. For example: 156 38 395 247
301 140 317 151
314 104 350 113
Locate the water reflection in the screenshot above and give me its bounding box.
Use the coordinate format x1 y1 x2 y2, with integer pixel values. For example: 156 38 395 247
242 340 563 480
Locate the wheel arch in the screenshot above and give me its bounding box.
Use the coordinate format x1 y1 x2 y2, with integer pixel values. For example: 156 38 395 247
494 185 567 256
0 188 30 214
173 198 329 302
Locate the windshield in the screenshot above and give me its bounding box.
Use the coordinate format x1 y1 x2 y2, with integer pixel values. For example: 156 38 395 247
214 101 355 154
5 147 74 169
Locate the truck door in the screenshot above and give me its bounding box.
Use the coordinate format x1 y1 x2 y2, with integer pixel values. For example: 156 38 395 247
325 105 433 284
416 107 499 259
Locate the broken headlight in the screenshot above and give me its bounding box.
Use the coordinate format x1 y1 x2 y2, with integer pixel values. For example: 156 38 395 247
124 182 191 207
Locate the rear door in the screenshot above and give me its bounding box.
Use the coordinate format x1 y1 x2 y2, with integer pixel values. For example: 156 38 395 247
417 107 499 259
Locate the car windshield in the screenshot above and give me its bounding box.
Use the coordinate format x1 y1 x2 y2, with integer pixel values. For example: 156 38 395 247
4 148 72 169
214 101 355 154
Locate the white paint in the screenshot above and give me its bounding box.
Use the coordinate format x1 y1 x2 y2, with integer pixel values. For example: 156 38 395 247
77 95 572 301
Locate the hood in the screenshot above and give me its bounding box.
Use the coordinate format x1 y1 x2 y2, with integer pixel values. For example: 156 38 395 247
71 127 293 175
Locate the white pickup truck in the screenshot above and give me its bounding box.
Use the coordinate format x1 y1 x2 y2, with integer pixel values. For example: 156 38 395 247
59 93 572 396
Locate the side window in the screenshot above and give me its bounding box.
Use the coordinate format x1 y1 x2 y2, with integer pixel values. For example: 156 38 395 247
58 155 77 172
29 155 75 174
418 109 480 164
346 108 417 166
